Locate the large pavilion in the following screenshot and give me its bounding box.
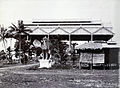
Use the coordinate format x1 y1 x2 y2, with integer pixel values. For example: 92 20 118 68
23 20 119 69
24 20 114 41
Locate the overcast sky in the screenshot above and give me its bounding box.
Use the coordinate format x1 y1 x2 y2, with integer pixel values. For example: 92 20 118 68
0 0 120 49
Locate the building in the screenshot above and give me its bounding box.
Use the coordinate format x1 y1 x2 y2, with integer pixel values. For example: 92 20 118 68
24 20 114 41
76 41 119 69
23 20 119 69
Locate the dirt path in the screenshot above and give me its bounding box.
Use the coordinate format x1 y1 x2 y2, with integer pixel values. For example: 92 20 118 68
0 63 39 71
0 63 39 77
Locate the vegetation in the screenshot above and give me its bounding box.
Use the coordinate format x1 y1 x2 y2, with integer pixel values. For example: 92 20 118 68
9 20 32 64
49 35 70 65
6 47 13 63
0 50 6 61
0 25 8 52
0 20 78 67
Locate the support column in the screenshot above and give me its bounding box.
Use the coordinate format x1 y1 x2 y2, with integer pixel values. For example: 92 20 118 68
69 34 71 52
47 34 50 50
91 33 93 42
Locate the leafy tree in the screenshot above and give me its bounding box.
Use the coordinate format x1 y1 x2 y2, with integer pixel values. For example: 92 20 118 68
6 47 13 63
14 37 33 64
49 35 69 65
0 50 6 61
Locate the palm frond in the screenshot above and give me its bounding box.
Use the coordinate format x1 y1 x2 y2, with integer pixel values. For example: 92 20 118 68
1 27 5 33
0 34 2 37
4 39 7 43
23 31 29 35
0 38 3 42
4 28 7 32
11 23 18 31
9 26 16 32
18 20 24 29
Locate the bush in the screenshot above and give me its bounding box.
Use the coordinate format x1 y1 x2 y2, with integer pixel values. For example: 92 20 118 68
50 63 72 69
27 65 39 70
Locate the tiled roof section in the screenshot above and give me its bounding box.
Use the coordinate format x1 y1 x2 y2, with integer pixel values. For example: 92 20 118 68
76 42 103 50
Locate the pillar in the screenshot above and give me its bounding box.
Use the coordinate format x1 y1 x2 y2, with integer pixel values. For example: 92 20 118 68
47 34 50 49
91 33 93 42
69 34 71 52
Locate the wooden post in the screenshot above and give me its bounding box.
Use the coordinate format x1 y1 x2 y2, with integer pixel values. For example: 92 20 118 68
68 34 71 64
69 34 71 51
48 34 50 50
90 51 93 70
79 53 81 69
91 33 93 42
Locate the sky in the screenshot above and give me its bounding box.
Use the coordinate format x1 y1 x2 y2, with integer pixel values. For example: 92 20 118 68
0 0 120 50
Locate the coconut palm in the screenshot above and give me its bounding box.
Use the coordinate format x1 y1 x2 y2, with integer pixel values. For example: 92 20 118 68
9 20 32 40
0 25 8 52
9 20 32 63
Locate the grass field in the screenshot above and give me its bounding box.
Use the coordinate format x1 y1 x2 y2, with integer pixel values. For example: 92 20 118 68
0 63 119 88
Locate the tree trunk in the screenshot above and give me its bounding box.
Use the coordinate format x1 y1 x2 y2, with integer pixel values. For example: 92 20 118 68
3 40 6 52
10 38 12 48
19 34 22 64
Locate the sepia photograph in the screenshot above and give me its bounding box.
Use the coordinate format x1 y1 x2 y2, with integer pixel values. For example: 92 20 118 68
0 0 120 88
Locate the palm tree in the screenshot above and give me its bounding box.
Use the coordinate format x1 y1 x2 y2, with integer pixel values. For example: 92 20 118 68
9 20 32 40
9 20 32 63
0 25 8 52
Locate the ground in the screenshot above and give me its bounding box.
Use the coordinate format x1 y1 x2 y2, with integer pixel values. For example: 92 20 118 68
0 63 119 88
